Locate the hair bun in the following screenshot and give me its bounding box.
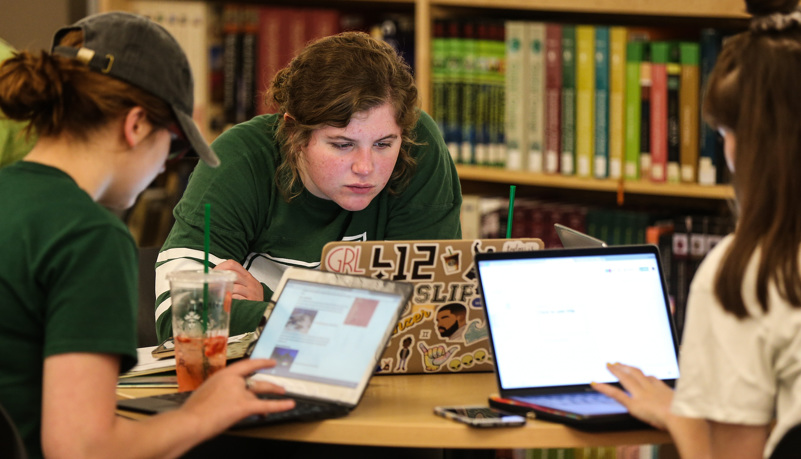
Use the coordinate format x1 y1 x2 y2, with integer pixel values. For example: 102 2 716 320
746 0 799 15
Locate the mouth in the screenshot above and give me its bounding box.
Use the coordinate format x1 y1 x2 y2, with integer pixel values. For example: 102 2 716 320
346 184 374 194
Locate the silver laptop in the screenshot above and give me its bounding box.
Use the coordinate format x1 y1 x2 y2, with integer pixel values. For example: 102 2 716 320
554 223 608 248
117 267 413 428
475 245 680 431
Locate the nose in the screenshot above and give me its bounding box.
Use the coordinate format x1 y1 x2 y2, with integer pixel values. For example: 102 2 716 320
351 146 374 176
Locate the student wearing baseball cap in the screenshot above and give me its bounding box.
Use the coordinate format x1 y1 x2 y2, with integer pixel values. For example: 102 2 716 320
0 12 293 458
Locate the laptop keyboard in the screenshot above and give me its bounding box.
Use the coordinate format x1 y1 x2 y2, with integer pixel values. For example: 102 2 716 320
520 392 628 415
525 393 622 406
141 391 349 427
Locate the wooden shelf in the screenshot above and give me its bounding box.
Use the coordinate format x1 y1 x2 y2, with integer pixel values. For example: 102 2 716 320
456 165 734 201
426 0 748 18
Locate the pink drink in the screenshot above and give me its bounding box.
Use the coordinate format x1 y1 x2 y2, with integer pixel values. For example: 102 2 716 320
174 335 227 392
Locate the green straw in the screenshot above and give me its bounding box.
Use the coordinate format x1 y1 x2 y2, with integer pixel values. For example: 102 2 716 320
203 203 210 331
506 185 516 239
204 203 210 273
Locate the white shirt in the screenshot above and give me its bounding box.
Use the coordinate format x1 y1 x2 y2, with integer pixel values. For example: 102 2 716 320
672 235 801 458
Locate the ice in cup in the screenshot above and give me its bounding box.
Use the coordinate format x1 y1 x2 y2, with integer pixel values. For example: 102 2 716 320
167 270 236 392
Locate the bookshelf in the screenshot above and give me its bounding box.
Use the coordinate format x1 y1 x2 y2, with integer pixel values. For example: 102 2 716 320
97 0 744 214
413 0 746 205
456 164 734 200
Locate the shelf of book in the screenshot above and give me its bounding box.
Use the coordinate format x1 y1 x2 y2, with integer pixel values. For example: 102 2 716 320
426 0 748 19
456 165 734 200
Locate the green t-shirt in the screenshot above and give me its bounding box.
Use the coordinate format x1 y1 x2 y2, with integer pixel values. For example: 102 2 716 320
156 111 462 342
0 161 138 459
0 39 36 168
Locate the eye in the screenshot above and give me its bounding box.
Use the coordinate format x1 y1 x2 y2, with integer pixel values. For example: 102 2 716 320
375 141 393 149
331 142 353 150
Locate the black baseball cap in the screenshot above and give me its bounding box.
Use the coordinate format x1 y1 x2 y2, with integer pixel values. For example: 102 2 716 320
50 11 220 167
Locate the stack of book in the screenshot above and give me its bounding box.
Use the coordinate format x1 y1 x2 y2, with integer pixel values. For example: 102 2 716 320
434 20 731 186
432 19 507 166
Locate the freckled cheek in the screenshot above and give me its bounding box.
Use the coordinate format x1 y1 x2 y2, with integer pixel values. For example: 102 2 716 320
374 155 399 182
310 160 345 185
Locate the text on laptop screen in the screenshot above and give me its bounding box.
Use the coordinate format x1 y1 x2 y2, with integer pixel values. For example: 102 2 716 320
477 252 680 389
250 279 404 387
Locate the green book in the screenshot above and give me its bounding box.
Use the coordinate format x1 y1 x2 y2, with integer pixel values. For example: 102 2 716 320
560 24 576 176
593 26 610 179
624 40 644 180
432 20 448 138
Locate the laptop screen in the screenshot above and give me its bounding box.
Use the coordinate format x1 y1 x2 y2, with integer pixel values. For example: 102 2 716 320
476 247 680 391
249 270 411 405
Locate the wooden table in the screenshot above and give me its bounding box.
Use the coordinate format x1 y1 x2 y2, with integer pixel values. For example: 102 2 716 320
117 372 671 450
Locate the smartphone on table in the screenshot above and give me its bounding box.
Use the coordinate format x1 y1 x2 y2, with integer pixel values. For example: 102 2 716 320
434 405 527 428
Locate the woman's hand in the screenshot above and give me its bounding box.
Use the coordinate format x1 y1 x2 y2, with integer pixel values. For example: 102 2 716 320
591 362 675 430
214 260 264 301
182 358 295 431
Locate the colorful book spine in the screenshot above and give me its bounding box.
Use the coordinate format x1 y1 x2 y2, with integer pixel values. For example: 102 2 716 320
460 21 478 165
444 20 463 162
526 22 546 173
679 42 700 184
544 23 562 174
608 26 627 180
504 21 527 170
237 7 258 124
475 21 492 166
639 43 652 181
698 28 722 185
256 7 284 115
560 25 577 176
491 22 507 167
650 41 669 182
222 5 243 126
593 26 609 179
575 25 595 178
666 42 681 183
432 20 448 138
624 41 643 180
305 8 340 41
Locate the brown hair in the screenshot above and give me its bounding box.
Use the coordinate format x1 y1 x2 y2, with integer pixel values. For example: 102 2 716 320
266 31 419 201
704 0 801 317
0 30 173 141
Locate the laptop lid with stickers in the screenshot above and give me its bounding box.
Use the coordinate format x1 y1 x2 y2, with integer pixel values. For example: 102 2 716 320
319 238 543 374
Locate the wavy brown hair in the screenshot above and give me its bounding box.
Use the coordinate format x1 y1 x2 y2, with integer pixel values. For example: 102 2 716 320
266 31 419 201
0 30 173 140
704 0 801 317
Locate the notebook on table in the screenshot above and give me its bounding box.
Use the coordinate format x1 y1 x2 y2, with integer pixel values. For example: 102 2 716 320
474 245 680 431
117 267 413 428
320 238 544 374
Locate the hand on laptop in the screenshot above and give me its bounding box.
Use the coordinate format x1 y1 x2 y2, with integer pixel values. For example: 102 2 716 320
182 358 295 431
590 362 674 430
214 260 264 301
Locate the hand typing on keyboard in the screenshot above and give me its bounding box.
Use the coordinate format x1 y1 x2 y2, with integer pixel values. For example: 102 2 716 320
180 358 296 435
590 362 673 430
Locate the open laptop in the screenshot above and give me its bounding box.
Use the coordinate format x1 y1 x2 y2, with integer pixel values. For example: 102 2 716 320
117 267 413 428
554 223 608 248
474 245 680 431
320 238 543 374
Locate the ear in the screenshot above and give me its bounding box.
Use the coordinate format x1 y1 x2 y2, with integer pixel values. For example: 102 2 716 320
122 107 153 149
283 112 295 123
